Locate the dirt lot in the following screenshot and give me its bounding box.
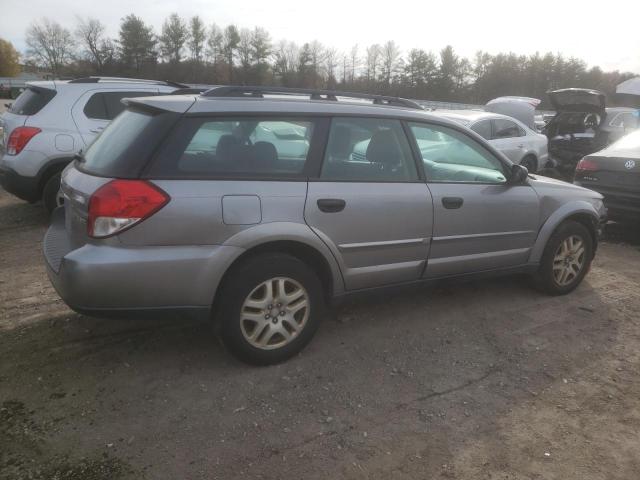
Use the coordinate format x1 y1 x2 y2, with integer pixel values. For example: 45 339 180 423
1 187 640 480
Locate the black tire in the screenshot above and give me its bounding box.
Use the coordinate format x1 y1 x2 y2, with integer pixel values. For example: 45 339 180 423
532 220 593 295
216 253 325 365
521 155 537 173
42 173 62 214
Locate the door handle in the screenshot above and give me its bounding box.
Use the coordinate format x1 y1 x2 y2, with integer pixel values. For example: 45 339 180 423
442 197 464 209
90 127 105 134
317 198 346 213
517 144 524 148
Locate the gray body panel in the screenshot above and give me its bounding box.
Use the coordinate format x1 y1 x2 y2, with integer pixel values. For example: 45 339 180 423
425 183 539 277
44 94 606 318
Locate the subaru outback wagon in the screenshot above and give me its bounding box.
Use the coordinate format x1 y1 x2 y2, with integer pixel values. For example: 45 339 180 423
44 86 606 365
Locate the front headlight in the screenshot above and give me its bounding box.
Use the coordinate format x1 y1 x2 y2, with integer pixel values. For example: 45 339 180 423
587 197 605 216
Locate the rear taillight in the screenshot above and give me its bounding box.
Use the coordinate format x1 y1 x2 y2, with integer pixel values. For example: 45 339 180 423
87 180 169 238
7 126 41 155
575 158 599 173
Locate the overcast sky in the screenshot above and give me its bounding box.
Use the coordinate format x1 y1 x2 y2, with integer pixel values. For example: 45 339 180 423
1 0 639 73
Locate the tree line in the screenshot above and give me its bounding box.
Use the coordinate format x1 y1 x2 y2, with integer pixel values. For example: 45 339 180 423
16 14 637 107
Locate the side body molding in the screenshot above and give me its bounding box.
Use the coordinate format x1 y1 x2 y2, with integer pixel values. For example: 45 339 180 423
528 200 600 264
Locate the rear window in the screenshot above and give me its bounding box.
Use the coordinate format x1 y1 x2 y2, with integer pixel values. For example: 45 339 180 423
78 108 179 178
148 117 316 178
9 87 56 116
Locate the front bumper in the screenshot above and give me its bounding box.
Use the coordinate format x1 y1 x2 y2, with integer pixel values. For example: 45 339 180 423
44 208 244 319
0 165 40 202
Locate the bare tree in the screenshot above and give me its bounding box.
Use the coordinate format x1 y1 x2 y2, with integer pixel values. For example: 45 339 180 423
365 44 381 83
324 47 339 88
237 28 253 79
75 17 111 72
349 44 359 83
381 40 401 88
26 18 75 76
308 40 325 87
188 16 206 63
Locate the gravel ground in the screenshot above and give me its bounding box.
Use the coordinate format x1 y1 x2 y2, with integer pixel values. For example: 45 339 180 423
1 187 640 479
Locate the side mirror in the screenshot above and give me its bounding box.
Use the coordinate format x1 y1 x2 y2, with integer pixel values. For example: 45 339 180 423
509 164 529 184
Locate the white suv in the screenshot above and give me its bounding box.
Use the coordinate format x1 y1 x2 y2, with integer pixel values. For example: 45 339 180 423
0 77 184 211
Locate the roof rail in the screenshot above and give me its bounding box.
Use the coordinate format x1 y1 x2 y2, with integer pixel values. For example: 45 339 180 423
201 86 424 110
68 77 189 88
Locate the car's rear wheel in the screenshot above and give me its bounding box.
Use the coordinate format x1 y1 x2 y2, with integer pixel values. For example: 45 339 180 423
216 253 324 365
533 220 593 295
520 155 537 173
42 173 63 214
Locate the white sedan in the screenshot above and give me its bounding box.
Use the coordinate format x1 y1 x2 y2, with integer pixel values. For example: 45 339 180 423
432 110 549 172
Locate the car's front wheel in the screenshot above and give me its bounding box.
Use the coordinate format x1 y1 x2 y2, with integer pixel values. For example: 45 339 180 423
216 253 324 365
533 220 593 295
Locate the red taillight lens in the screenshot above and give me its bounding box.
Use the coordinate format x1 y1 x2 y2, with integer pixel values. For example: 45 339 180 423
87 180 169 238
7 126 41 155
575 158 599 172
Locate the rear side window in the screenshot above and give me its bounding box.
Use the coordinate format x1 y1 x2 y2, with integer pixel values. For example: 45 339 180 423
9 87 56 115
471 120 492 140
148 117 315 178
78 108 179 178
320 117 418 182
83 91 157 120
493 119 525 138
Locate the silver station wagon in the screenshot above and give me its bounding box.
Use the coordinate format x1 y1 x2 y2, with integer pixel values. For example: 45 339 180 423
44 86 606 364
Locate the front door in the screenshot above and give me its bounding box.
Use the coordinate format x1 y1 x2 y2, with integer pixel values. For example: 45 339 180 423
407 121 539 278
304 117 433 290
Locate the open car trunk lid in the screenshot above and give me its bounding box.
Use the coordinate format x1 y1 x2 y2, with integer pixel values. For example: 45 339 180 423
548 88 606 113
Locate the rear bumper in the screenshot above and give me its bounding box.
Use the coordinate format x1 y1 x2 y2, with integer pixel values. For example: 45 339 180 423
44 208 244 319
0 165 40 202
575 183 640 220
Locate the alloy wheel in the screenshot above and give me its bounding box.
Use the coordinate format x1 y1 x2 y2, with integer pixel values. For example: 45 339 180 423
552 235 585 286
240 277 310 350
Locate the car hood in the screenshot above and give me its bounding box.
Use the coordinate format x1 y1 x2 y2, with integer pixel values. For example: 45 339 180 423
528 173 603 199
548 88 606 113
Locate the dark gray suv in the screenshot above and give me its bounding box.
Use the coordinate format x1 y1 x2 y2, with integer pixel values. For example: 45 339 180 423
44 86 606 364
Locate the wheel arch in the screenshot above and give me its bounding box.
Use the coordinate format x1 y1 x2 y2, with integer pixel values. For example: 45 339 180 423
212 227 345 316
36 156 73 197
529 202 600 263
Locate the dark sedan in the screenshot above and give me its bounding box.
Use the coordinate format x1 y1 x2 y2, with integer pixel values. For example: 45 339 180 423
574 130 640 221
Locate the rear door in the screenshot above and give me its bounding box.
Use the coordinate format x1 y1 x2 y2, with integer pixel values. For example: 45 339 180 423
304 117 433 290
72 89 159 146
407 121 539 278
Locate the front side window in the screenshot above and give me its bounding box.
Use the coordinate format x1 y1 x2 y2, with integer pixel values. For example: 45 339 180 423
493 119 524 138
320 117 418 182
408 122 507 184
149 117 315 178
